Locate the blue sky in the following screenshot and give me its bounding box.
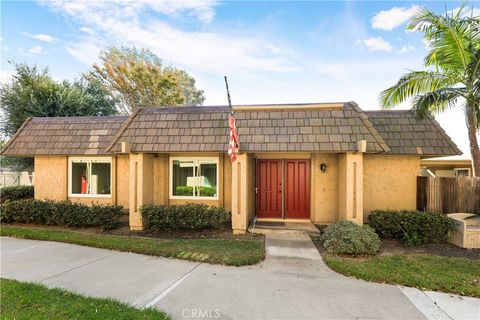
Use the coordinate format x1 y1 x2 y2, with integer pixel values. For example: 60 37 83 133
1 1 479 158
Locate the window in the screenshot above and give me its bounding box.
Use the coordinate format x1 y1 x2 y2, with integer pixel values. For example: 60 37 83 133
455 168 471 177
170 157 219 199
68 157 112 197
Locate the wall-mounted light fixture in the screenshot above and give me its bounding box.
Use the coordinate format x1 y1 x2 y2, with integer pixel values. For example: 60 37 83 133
320 163 327 173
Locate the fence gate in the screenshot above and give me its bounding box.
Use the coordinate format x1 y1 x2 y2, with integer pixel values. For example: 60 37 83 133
417 176 480 214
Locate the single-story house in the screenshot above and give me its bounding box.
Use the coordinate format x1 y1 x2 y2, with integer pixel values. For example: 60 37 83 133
0 102 461 233
420 158 473 177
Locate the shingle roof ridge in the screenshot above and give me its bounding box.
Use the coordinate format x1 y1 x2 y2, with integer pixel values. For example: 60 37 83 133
346 101 391 153
364 110 414 115
141 106 229 113
30 115 128 121
105 109 143 153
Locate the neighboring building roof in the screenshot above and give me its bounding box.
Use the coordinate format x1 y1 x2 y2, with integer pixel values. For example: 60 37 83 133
0 116 127 156
365 110 462 157
0 102 461 157
420 159 473 167
106 102 390 153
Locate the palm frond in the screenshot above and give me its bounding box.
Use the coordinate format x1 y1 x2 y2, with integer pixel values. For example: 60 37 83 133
412 87 464 118
380 71 455 109
409 5 480 71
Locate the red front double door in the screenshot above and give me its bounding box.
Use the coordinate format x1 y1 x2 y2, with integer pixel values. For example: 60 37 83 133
256 159 310 219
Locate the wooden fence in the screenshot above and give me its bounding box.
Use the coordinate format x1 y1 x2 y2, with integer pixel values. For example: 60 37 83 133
417 176 480 214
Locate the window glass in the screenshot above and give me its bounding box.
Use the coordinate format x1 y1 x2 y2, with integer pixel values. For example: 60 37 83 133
172 160 195 196
70 158 111 196
71 162 87 194
171 158 218 198
197 160 217 197
91 162 111 195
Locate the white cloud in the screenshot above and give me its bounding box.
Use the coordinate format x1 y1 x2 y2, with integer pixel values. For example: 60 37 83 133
372 5 420 31
22 32 58 42
28 46 44 54
360 37 393 52
66 40 102 65
40 0 297 75
397 45 416 54
79 27 95 35
43 0 219 24
447 7 480 19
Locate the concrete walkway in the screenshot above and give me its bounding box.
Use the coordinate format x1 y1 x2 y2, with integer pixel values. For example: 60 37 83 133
1 234 477 319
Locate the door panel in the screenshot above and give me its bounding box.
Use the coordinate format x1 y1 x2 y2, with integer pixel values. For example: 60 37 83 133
256 160 282 218
285 160 310 219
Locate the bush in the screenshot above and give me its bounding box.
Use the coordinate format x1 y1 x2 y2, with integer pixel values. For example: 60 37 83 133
175 186 217 197
1 185 34 203
321 221 380 255
141 203 229 230
368 210 455 246
0 199 123 231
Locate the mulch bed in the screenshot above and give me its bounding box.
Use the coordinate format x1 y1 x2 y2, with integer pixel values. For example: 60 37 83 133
4 222 263 241
311 236 480 260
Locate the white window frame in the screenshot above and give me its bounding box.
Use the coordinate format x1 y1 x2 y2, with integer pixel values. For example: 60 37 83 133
68 156 112 198
169 156 219 200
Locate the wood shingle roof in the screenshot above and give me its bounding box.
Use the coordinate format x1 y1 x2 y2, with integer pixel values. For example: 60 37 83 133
0 116 127 156
0 102 461 157
365 110 462 156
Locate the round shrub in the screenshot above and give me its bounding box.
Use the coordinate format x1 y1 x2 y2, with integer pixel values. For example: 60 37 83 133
321 221 380 255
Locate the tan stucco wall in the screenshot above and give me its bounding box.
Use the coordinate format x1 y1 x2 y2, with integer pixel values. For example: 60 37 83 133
231 153 255 233
115 155 130 208
153 154 169 205
311 153 339 224
363 155 420 218
34 156 67 201
129 153 155 230
338 153 364 224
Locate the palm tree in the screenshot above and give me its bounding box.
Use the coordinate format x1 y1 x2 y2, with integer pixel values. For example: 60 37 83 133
380 5 480 176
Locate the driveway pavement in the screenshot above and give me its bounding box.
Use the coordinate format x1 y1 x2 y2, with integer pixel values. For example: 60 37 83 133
0 233 469 320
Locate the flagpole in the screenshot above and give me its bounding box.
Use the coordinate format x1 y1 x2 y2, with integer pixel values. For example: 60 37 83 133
224 76 233 115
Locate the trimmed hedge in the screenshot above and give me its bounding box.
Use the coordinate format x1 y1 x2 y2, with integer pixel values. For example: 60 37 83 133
0 199 123 230
321 221 380 255
1 185 34 203
141 203 229 230
175 186 217 197
368 210 455 246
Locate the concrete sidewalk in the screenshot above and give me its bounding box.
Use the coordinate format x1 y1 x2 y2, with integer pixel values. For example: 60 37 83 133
1 234 476 319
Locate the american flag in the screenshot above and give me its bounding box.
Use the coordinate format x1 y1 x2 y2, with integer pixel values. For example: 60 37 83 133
228 112 240 162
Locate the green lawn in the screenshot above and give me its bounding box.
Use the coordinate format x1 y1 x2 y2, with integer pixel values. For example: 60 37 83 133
0 225 264 266
324 254 480 297
1 278 169 320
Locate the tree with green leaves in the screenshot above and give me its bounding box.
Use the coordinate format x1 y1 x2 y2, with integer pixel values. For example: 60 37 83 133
86 47 205 114
380 5 480 176
1 62 118 171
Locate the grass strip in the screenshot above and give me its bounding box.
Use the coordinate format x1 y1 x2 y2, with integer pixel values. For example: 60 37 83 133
1 225 264 266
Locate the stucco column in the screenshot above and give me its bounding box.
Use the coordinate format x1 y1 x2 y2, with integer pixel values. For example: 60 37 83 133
338 152 364 225
129 153 154 230
231 153 252 234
